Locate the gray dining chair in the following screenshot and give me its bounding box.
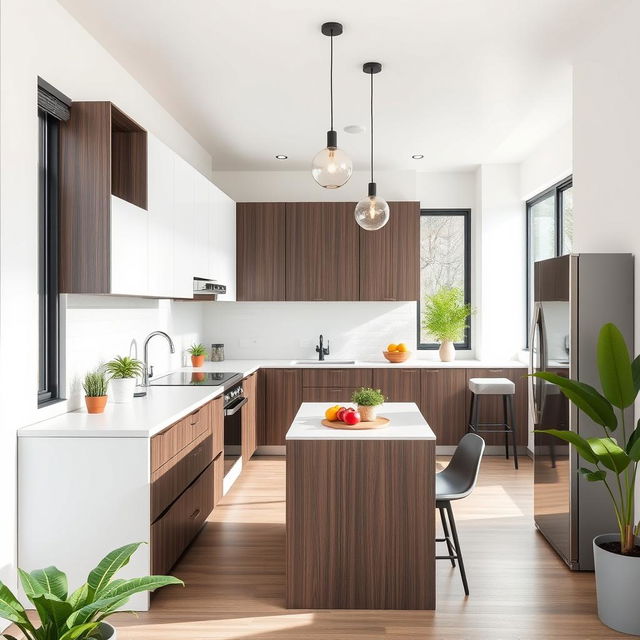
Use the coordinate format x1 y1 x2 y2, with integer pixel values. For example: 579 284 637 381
436 433 485 596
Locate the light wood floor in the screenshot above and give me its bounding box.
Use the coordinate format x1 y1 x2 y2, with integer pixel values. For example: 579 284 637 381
107 456 628 639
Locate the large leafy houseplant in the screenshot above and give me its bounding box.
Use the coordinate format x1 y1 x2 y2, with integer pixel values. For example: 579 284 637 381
0 542 182 640
422 287 473 343
533 323 640 554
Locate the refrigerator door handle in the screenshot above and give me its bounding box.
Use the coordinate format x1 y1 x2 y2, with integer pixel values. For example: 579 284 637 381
530 302 547 422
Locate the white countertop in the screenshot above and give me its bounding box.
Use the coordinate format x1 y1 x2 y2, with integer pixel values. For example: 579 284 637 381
19 385 224 438
286 402 436 441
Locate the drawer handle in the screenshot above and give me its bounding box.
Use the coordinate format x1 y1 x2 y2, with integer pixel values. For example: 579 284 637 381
189 509 201 520
488 369 503 373
383 297 397 301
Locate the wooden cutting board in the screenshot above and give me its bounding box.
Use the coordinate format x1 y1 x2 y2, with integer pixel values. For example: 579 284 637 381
321 417 391 430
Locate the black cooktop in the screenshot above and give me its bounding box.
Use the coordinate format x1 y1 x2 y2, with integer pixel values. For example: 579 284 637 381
150 371 242 389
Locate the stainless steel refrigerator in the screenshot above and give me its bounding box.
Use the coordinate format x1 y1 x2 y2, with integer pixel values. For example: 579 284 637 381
531 253 634 570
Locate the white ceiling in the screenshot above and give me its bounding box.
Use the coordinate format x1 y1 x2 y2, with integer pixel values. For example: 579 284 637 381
59 0 617 172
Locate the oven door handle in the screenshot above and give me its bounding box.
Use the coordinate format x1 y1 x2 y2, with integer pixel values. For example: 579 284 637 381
224 396 248 416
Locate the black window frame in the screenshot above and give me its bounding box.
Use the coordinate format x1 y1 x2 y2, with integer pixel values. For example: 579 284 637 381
417 208 472 351
525 175 573 347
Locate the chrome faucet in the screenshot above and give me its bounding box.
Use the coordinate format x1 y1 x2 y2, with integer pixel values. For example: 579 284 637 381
142 331 176 386
315 334 330 361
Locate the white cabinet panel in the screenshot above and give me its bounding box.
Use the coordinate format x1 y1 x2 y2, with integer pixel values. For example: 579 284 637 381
193 171 212 280
110 195 148 296
209 184 236 300
173 155 195 299
147 135 175 298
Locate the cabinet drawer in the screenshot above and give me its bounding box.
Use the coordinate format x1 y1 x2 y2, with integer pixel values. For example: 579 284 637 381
302 368 372 388
302 387 355 403
372 369 420 402
151 461 215 575
151 432 214 522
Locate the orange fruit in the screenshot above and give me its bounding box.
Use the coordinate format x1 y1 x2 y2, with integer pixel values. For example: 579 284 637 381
325 405 341 421
396 343 408 352
387 343 398 352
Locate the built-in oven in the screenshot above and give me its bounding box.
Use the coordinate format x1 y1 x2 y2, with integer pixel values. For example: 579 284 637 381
222 380 247 493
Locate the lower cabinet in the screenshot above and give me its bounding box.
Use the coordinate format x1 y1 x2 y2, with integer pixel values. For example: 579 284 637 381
260 368 303 445
419 369 468 446
372 369 420 402
242 371 258 461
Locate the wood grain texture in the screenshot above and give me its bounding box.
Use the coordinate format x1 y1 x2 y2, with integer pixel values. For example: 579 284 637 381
372 368 421 402
213 452 224 507
302 368 372 388
236 203 286 300
211 396 224 458
59 101 111 293
242 372 258 461
259 369 302 445
285 202 359 301
465 368 529 446
535 255 570 302
359 201 420 301
419 368 468 446
287 439 435 610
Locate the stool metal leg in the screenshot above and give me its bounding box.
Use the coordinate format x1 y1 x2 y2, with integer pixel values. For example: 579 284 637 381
467 392 476 433
445 501 469 596
508 395 518 470
502 395 510 460
438 505 456 567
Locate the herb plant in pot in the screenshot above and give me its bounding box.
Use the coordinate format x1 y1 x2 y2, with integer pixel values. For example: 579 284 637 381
352 387 385 422
83 370 108 414
187 343 207 368
421 287 473 362
0 541 182 640
105 356 143 403
532 323 640 635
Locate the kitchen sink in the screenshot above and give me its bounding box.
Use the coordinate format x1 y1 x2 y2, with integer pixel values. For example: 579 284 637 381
291 359 356 365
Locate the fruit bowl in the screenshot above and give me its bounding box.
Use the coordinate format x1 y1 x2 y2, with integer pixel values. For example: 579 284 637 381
383 350 411 363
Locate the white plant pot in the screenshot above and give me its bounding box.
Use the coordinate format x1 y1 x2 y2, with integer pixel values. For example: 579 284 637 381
110 377 136 403
439 340 455 362
594 533 640 635
358 405 379 422
98 622 117 639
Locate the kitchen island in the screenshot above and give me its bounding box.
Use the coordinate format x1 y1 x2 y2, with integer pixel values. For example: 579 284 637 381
286 402 436 610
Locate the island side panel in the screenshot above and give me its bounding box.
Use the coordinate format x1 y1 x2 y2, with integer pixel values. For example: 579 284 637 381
286 439 435 610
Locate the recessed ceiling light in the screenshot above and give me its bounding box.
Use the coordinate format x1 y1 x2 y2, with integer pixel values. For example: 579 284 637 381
412 154 424 160
275 155 288 160
344 124 365 134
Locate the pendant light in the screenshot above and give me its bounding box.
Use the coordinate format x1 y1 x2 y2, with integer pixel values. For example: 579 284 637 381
311 22 353 189
355 62 390 231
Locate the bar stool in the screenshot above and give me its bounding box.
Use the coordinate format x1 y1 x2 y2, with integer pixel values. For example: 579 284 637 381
468 377 518 469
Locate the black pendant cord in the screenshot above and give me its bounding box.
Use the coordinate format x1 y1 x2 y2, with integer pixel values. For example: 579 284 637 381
330 32 334 131
370 71 374 185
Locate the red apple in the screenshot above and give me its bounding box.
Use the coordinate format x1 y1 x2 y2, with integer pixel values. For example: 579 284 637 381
336 407 348 422
343 409 361 426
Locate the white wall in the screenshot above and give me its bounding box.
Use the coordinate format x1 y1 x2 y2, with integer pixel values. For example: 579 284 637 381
0 0 211 605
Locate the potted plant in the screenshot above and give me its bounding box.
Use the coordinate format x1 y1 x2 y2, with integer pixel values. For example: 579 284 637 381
83 370 109 414
105 356 143 403
421 287 473 362
532 323 640 635
352 387 385 422
187 343 207 368
0 541 182 640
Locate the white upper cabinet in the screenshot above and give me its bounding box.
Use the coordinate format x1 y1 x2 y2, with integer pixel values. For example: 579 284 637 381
193 171 212 280
147 135 175 298
209 183 236 300
110 196 149 296
173 154 196 299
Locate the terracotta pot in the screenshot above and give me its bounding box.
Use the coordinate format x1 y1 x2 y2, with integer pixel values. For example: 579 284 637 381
439 340 455 362
358 405 380 422
191 354 205 368
85 395 108 414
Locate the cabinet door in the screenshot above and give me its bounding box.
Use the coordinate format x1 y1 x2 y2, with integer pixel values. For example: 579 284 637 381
359 201 420 301
419 368 467 445
110 195 148 295
242 372 258 461
302 388 353 404
236 203 286 300
260 369 302 445
466 368 528 446
192 171 211 280
372 369 420 403
173 155 195 298
210 184 236 300
211 396 224 458
285 203 359 301
147 135 175 297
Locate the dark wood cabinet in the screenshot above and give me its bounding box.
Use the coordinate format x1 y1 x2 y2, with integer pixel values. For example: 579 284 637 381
359 201 420 301
302 368 372 404
465 368 529 446
236 203 286 301
285 202 359 301
242 371 258 461
260 369 303 445
419 368 468 445
372 369 420 403
534 255 570 302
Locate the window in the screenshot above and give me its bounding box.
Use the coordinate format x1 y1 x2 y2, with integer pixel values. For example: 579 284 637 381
418 209 471 349
38 79 70 405
525 176 573 344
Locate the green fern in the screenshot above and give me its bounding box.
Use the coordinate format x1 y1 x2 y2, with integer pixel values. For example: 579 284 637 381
422 287 474 343
187 343 207 356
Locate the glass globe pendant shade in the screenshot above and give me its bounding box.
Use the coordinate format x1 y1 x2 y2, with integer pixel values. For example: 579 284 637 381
311 131 352 189
355 184 390 231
